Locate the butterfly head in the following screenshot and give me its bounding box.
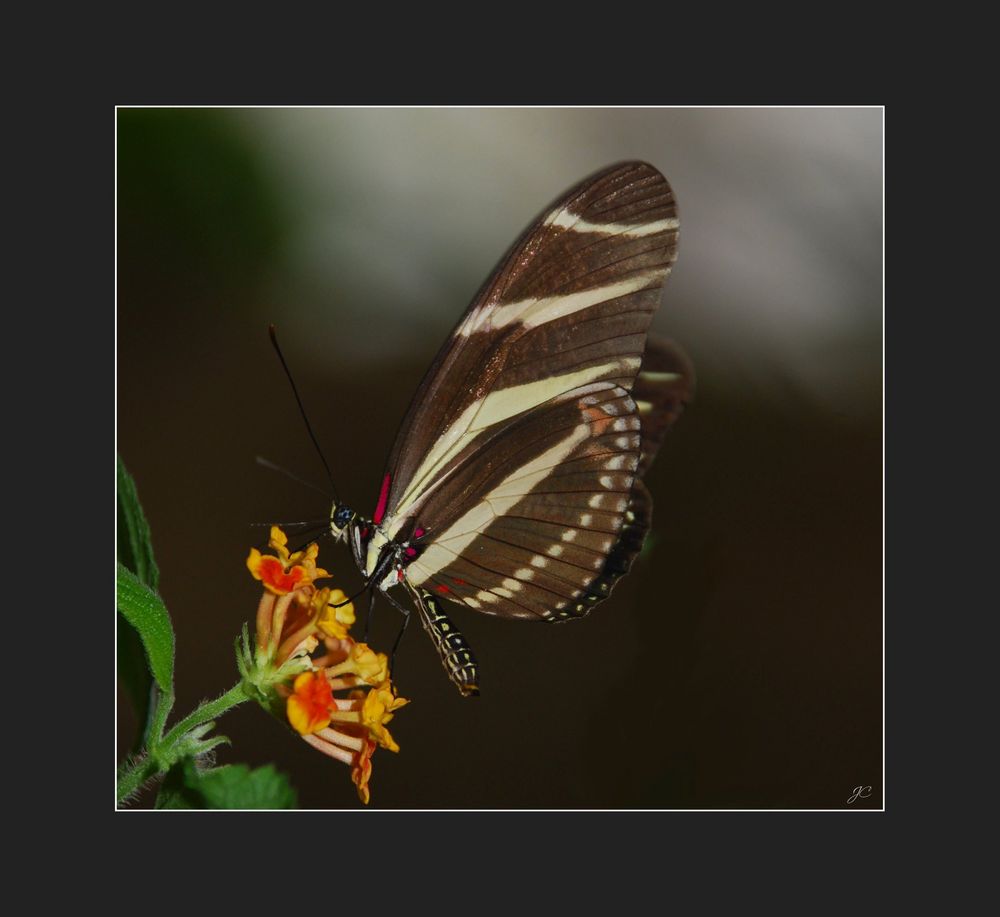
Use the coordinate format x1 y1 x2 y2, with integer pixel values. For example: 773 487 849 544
330 502 355 541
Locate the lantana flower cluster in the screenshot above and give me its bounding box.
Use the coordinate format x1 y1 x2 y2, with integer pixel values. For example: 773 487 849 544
237 526 407 804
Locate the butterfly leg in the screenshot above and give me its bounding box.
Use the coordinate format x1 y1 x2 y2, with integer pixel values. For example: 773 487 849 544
378 588 413 677
362 589 376 643
390 605 412 664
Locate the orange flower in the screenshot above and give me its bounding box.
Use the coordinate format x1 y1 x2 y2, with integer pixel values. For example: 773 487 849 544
326 642 389 686
352 739 376 805
239 525 408 806
361 680 409 752
253 589 321 667
246 526 329 595
317 588 356 640
286 670 334 735
328 678 409 753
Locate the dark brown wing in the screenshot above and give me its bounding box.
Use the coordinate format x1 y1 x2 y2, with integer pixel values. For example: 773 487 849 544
550 336 696 620
404 384 645 620
632 334 696 476
373 162 679 546
368 162 689 623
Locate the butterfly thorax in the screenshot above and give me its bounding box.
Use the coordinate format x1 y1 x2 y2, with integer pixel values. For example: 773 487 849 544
362 523 428 592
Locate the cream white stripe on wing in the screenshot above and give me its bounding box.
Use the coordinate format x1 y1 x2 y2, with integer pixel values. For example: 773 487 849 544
406 423 592 586
460 267 668 337
638 371 681 383
385 362 638 537
543 209 679 238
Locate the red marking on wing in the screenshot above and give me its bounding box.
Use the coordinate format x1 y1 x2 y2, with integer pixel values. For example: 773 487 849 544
413 527 426 539
453 578 466 586
436 584 451 594
405 546 417 557
373 473 391 525
581 403 615 436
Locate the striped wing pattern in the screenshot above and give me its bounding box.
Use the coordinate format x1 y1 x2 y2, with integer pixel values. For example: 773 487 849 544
366 162 686 624
551 336 695 619
376 162 678 541
405 384 642 619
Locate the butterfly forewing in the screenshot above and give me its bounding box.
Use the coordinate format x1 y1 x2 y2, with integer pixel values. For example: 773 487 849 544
377 162 679 544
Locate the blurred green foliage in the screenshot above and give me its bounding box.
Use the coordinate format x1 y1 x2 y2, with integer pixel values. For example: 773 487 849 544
117 109 288 291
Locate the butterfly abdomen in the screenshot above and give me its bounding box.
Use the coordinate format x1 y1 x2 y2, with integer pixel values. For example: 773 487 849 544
412 587 480 696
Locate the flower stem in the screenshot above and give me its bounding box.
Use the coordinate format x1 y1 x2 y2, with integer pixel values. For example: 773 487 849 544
159 683 249 749
117 755 159 803
116 682 250 805
147 689 175 745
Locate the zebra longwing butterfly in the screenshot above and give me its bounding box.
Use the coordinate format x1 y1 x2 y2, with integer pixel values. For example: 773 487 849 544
316 161 693 696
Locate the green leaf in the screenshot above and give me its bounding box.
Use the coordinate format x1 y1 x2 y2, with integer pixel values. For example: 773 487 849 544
117 456 162 739
117 612 155 750
117 455 159 590
193 763 297 809
116 564 175 694
162 760 297 809
154 762 205 809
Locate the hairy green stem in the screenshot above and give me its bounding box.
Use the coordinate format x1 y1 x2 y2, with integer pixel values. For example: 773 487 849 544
117 756 159 803
160 683 249 748
117 682 249 805
148 689 175 746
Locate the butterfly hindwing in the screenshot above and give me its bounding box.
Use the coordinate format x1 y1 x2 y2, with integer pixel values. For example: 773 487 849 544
542 336 697 622
632 334 696 476
404 383 643 620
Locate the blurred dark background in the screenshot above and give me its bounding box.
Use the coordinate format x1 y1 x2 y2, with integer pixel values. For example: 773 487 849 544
117 108 882 809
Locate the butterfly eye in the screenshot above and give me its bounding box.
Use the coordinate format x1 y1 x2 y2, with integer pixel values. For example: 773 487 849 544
333 505 352 528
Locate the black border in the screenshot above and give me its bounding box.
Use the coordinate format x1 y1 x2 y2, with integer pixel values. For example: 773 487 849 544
83 34 912 888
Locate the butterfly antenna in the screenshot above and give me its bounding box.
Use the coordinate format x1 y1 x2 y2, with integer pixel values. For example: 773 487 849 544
254 455 332 498
289 530 336 554
268 324 339 502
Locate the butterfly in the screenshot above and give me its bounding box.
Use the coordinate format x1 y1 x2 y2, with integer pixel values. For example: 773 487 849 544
293 161 693 696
